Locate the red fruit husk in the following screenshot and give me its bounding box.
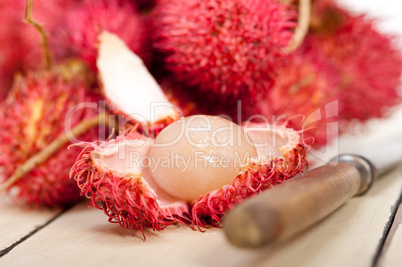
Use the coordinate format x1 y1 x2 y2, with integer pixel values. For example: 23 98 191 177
70 120 308 234
247 44 341 146
152 0 297 99
307 1 402 123
65 0 150 71
0 0 77 102
244 1 402 147
70 130 190 233
96 31 181 138
0 60 100 207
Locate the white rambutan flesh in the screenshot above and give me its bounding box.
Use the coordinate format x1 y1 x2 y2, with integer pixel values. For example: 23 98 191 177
149 115 258 202
97 31 179 129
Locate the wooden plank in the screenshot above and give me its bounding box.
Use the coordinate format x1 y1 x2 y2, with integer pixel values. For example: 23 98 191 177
0 196 61 252
0 167 401 267
377 200 402 267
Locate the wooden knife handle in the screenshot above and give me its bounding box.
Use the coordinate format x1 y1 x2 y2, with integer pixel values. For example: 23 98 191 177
224 155 375 248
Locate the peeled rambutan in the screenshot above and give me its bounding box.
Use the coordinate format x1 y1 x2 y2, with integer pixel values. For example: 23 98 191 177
307 1 402 123
152 0 297 98
0 60 101 207
64 0 150 71
70 116 307 234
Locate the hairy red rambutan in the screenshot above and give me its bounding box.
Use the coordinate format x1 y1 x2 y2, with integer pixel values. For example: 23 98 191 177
65 0 150 71
0 0 77 102
243 1 402 146
307 1 402 124
152 0 297 99
0 60 101 207
246 45 340 146
70 116 307 234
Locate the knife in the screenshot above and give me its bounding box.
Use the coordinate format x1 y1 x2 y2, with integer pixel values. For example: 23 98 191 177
223 138 402 248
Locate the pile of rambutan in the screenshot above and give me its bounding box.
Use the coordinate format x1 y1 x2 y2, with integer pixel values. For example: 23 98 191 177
0 0 401 237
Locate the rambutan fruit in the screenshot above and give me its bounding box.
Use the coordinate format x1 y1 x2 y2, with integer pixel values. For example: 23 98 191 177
152 0 297 98
243 1 402 147
64 0 150 71
307 1 402 123
246 45 341 146
0 60 101 207
70 115 308 233
0 0 77 101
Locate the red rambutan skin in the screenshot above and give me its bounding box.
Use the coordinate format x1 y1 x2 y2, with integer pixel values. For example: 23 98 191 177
70 131 190 233
307 1 402 123
0 0 78 102
152 0 297 99
65 0 151 71
246 45 341 146
70 121 308 234
243 1 402 147
0 60 100 207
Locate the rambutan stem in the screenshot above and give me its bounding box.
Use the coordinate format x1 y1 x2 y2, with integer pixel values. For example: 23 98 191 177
23 0 52 70
285 0 311 53
0 113 111 195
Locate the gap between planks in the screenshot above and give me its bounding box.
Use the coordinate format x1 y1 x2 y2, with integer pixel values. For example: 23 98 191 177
374 187 402 267
0 206 72 257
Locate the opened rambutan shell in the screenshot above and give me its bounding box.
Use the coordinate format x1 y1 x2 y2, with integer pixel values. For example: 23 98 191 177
65 0 150 71
152 0 297 98
96 32 181 136
0 60 100 207
70 131 190 233
70 120 308 234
